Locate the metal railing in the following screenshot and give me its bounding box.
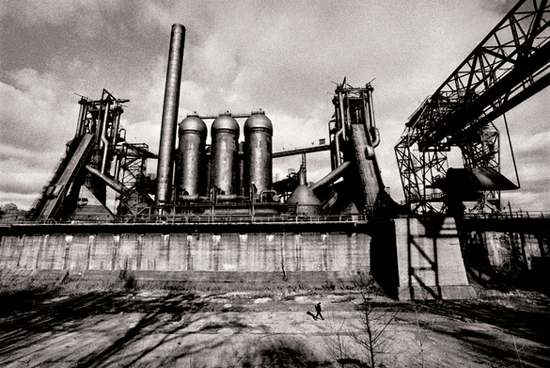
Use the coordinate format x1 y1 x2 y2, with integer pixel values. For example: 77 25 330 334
140 213 369 225
1 213 370 226
463 211 550 220
4 210 549 227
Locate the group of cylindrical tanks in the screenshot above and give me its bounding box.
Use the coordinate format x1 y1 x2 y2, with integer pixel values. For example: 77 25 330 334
176 111 273 202
154 23 322 215
155 23 278 207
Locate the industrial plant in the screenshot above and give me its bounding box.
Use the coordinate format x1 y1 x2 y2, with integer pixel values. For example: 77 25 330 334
1 0 549 301
23 23 393 223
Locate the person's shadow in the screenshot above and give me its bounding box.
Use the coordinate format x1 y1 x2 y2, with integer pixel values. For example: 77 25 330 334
306 311 317 320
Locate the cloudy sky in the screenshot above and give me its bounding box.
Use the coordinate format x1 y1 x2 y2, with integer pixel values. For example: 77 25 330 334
1 0 548 212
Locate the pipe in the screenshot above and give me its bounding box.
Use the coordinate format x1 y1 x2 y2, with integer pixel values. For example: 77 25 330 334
85 165 124 193
218 194 238 201
310 161 350 191
179 194 200 201
338 90 347 131
260 189 277 202
156 23 186 206
112 104 121 146
113 154 120 182
334 88 346 168
75 98 87 138
100 102 111 174
298 165 307 186
363 88 381 148
334 127 344 167
370 127 381 148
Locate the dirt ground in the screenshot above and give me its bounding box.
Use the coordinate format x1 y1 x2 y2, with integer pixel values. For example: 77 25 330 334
0 286 549 368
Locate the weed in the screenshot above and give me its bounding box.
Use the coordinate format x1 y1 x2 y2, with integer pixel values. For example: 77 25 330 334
325 271 397 368
118 269 138 291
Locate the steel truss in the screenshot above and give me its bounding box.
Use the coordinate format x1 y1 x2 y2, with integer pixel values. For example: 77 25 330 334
73 90 156 218
77 90 127 204
116 143 155 216
396 0 550 214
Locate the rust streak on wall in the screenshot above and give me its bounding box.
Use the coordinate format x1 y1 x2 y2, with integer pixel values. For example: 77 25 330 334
0 231 371 277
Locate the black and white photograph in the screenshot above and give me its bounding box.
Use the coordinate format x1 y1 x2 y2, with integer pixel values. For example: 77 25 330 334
1 0 549 367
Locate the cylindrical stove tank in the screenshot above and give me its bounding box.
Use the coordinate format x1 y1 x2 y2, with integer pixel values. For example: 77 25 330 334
244 111 273 197
177 115 207 198
210 114 240 195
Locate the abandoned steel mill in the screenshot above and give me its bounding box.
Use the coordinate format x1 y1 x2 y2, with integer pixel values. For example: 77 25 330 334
2 1 550 299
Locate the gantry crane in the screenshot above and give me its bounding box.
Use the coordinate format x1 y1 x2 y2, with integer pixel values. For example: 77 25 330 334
395 0 550 215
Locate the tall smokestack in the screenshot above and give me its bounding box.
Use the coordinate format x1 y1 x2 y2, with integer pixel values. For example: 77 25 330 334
156 23 185 206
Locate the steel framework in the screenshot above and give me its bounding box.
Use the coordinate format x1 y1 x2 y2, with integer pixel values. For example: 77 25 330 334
28 90 159 221
395 0 550 214
328 82 395 217
116 143 156 217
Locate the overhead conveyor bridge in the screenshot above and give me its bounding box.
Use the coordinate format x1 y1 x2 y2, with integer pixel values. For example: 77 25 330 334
28 134 96 220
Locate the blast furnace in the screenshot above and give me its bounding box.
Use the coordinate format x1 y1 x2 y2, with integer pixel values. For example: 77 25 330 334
5 21 480 301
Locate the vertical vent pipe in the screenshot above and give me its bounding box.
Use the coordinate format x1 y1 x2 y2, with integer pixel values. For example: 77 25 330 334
156 23 186 206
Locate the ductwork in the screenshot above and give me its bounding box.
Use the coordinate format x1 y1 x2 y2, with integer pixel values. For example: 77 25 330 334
85 165 125 193
310 161 350 191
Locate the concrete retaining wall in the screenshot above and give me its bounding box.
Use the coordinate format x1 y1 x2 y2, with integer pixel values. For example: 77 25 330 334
477 231 544 269
0 231 370 276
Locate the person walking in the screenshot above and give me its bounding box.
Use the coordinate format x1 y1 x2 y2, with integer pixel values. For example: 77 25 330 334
314 302 324 320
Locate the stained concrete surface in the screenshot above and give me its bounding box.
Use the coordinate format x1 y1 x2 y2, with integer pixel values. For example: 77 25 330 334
1 288 549 367
0 231 370 274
